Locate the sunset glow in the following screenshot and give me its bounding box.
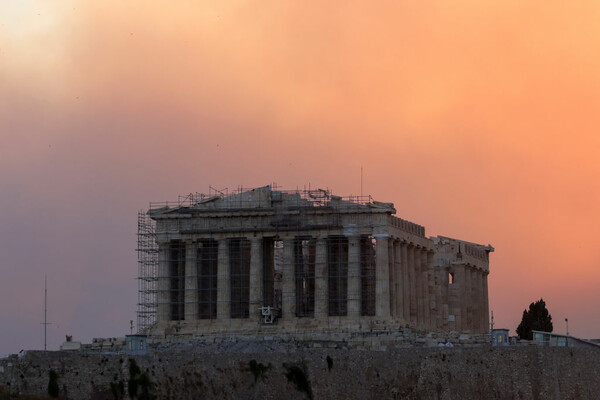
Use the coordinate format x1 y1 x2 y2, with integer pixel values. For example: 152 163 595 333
1 1 599 354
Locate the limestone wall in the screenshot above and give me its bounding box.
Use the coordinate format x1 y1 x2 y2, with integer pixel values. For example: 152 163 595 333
2 346 599 399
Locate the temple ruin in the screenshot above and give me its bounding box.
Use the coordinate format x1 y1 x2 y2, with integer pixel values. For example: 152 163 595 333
136 185 493 339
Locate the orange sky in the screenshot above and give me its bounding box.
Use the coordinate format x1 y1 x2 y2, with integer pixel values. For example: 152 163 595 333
1 1 599 354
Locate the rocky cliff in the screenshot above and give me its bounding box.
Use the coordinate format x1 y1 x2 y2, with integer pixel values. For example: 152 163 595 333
1 345 599 399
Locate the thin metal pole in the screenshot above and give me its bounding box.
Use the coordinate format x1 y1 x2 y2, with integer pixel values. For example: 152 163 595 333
44 276 47 351
41 276 51 351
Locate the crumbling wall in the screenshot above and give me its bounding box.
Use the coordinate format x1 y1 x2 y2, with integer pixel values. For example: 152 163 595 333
1 346 599 399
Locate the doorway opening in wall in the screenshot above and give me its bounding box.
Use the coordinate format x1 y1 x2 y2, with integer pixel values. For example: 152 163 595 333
448 272 454 285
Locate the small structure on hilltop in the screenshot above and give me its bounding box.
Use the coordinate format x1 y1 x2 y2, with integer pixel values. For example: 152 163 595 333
59 335 81 351
491 329 509 346
532 330 600 349
136 185 493 342
125 335 148 355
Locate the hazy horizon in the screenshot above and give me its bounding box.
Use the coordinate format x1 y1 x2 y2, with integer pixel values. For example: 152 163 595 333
1 1 599 356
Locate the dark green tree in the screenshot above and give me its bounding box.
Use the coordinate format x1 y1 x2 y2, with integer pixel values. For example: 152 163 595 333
516 298 553 340
128 359 141 399
47 369 59 398
110 380 125 400
137 372 156 400
128 358 155 400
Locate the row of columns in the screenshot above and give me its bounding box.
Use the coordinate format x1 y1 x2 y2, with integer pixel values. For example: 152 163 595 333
158 235 392 323
156 235 489 333
450 263 489 333
384 239 439 330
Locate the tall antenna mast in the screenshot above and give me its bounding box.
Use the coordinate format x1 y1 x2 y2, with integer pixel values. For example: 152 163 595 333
41 276 51 351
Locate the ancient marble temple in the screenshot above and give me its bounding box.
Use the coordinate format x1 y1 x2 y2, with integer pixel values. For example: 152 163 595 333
139 186 493 338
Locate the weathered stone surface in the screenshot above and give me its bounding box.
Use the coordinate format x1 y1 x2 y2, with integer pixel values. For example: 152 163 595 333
2 346 599 399
142 186 494 340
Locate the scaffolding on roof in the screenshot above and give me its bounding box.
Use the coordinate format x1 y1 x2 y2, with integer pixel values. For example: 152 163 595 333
147 185 374 211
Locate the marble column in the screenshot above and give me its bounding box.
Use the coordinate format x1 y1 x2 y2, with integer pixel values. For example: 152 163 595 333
249 237 263 318
281 238 296 318
415 246 423 328
473 269 482 333
314 237 328 318
388 239 396 317
483 271 490 333
347 235 361 317
408 245 417 324
464 265 473 331
481 270 487 333
157 242 170 323
217 238 230 319
184 240 197 321
401 243 410 323
425 251 434 330
421 250 430 330
480 270 487 333
453 263 466 331
374 234 390 318
434 258 444 330
394 240 403 321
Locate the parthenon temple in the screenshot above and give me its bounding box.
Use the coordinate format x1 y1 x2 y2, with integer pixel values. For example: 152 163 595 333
136 185 493 338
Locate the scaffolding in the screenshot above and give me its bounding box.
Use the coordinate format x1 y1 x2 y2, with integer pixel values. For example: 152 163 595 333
136 211 158 333
147 185 373 210
137 185 382 332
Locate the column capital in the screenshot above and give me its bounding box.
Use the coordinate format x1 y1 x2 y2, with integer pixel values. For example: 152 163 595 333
347 235 361 244
343 224 360 237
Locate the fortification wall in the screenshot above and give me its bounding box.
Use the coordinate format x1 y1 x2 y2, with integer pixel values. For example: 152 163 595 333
1 345 599 399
